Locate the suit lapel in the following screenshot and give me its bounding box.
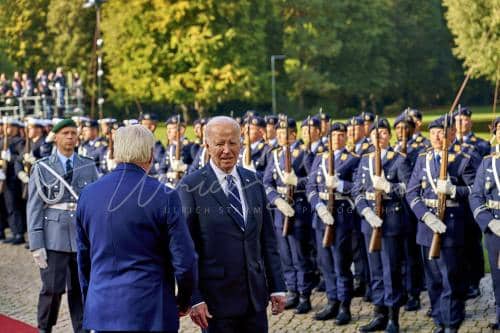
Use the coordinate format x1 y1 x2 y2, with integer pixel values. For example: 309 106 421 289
237 167 256 234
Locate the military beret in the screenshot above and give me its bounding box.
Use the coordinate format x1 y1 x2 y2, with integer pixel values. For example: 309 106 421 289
166 115 184 126
243 115 266 128
331 122 347 133
265 115 278 126
428 115 454 130
276 118 297 130
407 109 422 121
139 113 158 122
51 119 77 133
360 111 375 122
83 119 99 128
454 106 472 118
301 116 320 129
393 113 415 128
493 117 500 134
346 116 364 127
317 112 330 121
369 118 391 134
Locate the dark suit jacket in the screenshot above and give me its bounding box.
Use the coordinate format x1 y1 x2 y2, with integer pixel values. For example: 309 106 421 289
76 163 196 332
177 164 286 318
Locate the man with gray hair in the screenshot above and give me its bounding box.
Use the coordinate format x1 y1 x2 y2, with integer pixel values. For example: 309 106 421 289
75 124 196 333
178 116 286 333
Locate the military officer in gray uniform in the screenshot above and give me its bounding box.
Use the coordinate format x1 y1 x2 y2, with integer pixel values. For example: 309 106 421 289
27 119 98 333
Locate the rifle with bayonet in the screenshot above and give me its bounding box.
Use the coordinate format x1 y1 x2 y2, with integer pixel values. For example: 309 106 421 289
369 116 383 252
322 127 335 247
173 114 184 180
401 108 409 155
307 115 312 152
282 116 295 237
0 118 9 194
244 120 252 166
457 104 463 144
21 122 31 199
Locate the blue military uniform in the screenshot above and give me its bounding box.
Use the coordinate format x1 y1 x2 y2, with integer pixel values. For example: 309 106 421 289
78 120 108 176
306 122 360 323
455 106 491 157
406 116 476 331
469 153 500 329
238 116 269 173
263 118 315 312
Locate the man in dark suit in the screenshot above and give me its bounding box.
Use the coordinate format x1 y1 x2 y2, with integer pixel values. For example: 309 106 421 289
177 116 286 333
75 125 196 333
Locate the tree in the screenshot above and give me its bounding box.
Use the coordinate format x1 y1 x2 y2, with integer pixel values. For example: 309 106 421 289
443 0 500 82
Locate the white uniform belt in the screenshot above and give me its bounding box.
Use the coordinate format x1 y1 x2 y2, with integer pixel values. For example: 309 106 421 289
47 202 77 211
487 200 500 210
424 199 459 208
365 192 391 200
319 192 350 201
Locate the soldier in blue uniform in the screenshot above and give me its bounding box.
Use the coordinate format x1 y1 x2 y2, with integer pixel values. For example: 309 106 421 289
306 122 360 324
347 116 371 155
406 116 476 333
139 113 165 177
393 113 427 311
1 118 26 245
78 120 108 176
360 111 375 140
491 117 500 154
317 112 331 145
159 115 192 188
353 118 411 333
263 118 315 314
455 106 491 157
188 118 210 174
408 109 431 147
265 115 279 148
191 117 208 161
238 115 268 173
469 124 500 330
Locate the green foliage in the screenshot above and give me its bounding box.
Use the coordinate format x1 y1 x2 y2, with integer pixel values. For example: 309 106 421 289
443 0 500 82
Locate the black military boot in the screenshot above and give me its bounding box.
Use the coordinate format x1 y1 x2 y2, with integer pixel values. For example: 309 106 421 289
489 322 500 330
384 307 399 333
11 234 25 245
335 301 351 326
314 277 326 292
404 295 421 311
359 305 388 332
284 291 299 309
294 295 312 314
313 300 339 320
0 230 5 240
3 236 15 244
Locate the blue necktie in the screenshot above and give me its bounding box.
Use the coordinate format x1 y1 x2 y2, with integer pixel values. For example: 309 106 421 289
434 153 441 174
226 175 245 230
65 159 73 183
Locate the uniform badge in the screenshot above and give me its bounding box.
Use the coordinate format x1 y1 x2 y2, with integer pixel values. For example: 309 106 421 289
293 149 299 158
416 136 423 143
95 142 101 147
387 151 394 160
258 142 264 150
421 180 427 189
341 153 347 161
362 143 369 150
316 176 323 183
448 153 455 163
273 172 277 180
454 144 460 153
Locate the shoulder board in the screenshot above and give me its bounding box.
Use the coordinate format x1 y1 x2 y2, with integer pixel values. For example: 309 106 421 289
387 151 395 160
448 153 456 163
416 136 423 143
453 144 461 153
361 142 370 149
293 149 300 157
317 146 324 153
340 153 348 161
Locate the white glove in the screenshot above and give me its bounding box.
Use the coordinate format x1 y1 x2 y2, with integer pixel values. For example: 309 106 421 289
33 248 48 269
422 212 447 234
171 159 187 173
106 157 117 171
325 175 340 190
373 175 391 193
316 204 334 225
489 219 500 237
437 179 456 197
361 207 383 228
23 153 37 164
282 171 298 186
17 171 29 184
0 170 5 181
46 131 55 143
275 197 295 217
1 150 11 162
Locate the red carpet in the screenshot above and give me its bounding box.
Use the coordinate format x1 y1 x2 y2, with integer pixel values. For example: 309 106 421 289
0 314 37 333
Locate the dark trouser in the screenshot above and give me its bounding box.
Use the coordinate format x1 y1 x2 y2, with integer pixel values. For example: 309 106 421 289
421 246 466 329
3 183 25 235
314 226 353 302
0 194 7 233
485 233 500 324
204 310 268 333
38 250 85 333
403 233 424 297
352 228 370 287
363 234 404 307
276 225 315 296
464 221 485 288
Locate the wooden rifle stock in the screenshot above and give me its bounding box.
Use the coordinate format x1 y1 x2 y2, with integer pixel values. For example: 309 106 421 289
245 121 251 165
322 130 335 247
369 116 382 252
282 118 295 237
174 115 183 180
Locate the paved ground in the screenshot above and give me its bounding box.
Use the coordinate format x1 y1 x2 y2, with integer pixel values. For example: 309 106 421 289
0 239 497 333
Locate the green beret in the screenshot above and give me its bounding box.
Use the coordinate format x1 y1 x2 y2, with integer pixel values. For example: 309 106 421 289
51 119 77 133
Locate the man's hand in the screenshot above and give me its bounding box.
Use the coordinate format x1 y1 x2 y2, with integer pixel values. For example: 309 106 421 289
361 207 383 228
437 179 456 197
372 175 391 194
1 150 11 162
190 303 213 329
33 248 48 269
489 219 500 237
0 170 5 181
325 175 340 190
171 159 187 173
282 171 298 186
275 198 295 217
23 153 36 164
316 204 334 225
422 212 447 234
270 295 286 315
17 171 29 184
